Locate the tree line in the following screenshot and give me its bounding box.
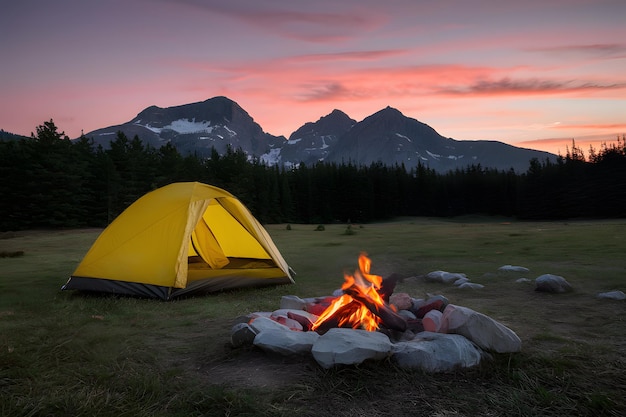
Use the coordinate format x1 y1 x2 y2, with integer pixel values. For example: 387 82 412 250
1 120 625 231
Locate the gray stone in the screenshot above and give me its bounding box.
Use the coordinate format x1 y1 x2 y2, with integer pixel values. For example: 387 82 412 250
270 315 303 331
311 328 393 368
393 332 483 372
411 295 449 318
453 277 470 286
458 282 484 289
253 329 320 356
398 309 417 320
389 292 413 310
597 290 626 300
516 278 532 284
230 322 257 347
441 304 522 353
424 271 467 284
248 316 291 333
535 274 573 293
271 309 319 322
279 295 306 310
499 265 530 273
422 309 443 332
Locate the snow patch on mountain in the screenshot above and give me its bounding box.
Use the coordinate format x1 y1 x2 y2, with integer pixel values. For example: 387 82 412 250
260 148 282 166
396 133 411 142
223 126 237 136
137 119 214 134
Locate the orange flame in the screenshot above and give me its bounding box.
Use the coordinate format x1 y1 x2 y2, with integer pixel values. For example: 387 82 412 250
311 253 385 332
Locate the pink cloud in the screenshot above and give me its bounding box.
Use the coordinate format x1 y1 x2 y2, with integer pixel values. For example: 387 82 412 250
516 133 626 156
437 78 626 96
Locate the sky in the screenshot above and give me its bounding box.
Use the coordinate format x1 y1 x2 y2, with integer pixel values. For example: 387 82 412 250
2 0 625 156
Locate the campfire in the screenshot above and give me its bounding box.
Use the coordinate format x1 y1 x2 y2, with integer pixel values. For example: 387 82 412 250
231 252 522 372
311 253 407 334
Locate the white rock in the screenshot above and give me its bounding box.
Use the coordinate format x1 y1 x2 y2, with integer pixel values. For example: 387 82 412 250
398 309 416 320
424 270 467 284
271 309 318 322
535 274 573 293
458 282 484 289
597 290 626 300
279 295 306 310
516 278 532 283
499 265 530 273
248 316 291 333
393 332 483 372
441 304 522 353
230 322 257 347
453 277 470 286
271 315 303 331
253 329 319 356
423 310 443 332
311 328 393 369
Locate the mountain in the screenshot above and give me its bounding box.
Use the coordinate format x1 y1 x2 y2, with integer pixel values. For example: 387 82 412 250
279 109 356 166
0 129 29 141
84 96 286 158
82 96 556 172
323 106 553 172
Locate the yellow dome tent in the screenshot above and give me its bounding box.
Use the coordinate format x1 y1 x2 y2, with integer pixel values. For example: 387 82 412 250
62 182 294 299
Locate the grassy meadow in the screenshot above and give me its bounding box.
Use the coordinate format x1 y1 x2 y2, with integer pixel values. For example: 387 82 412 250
1 217 625 416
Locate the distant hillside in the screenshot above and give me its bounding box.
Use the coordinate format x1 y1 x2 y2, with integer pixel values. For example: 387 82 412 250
0 129 29 141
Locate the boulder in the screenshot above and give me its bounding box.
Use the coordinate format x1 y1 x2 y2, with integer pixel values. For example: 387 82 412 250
311 328 393 368
457 282 484 290
422 309 443 332
253 329 320 356
453 277 470 286
398 309 417 320
304 296 337 316
280 295 306 310
271 309 318 322
597 290 626 300
535 274 573 293
498 265 530 273
424 271 467 284
271 315 303 331
441 304 522 353
412 295 449 318
389 292 413 310
230 322 257 347
249 316 292 333
393 332 483 372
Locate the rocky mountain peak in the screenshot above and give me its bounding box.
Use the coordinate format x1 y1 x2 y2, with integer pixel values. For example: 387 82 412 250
81 96 556 172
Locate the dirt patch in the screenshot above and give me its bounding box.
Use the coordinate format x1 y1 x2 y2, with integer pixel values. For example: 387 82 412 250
202 347 316 389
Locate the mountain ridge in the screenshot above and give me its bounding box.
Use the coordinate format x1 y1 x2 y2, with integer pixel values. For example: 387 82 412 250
82 96 555 172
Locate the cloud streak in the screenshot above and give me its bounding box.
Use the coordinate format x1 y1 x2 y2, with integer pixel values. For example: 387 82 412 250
168 0 386 42
438 78 626 96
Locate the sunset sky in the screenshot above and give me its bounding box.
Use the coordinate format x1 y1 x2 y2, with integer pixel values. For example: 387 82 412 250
2 0 625 155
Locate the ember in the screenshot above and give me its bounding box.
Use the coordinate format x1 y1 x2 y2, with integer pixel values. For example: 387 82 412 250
311 253 407 333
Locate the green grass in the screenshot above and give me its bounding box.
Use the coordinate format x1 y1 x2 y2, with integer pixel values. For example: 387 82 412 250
1 218 625 416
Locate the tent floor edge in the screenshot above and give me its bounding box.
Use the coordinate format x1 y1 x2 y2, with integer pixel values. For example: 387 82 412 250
62 276 171 300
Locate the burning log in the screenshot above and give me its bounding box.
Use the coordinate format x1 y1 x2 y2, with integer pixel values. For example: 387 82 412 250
343 286 407 332
310 253 407 334
379 273 402 303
